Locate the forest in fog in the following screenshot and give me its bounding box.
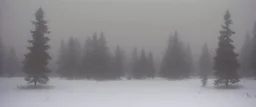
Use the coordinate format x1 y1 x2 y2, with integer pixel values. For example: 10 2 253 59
0 0 256 87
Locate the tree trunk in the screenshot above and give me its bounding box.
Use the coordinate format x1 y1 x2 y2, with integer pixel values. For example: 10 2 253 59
225 79 229 87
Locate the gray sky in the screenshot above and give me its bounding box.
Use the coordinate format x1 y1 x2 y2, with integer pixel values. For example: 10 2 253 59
1 0 256 63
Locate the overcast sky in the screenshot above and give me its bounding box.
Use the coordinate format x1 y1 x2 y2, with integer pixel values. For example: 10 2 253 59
1 0 256 63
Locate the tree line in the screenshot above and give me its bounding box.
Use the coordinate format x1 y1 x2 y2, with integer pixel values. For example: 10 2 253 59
0 8 256 87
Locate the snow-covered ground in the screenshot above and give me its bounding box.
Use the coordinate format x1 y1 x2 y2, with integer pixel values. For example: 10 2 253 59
0 78 256 107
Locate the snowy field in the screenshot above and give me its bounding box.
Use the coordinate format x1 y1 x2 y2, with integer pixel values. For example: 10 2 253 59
0 78 256 107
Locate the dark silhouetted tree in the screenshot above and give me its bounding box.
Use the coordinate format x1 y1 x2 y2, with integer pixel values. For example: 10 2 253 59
213 10 240 86
199 43 211 87
23 8 51 86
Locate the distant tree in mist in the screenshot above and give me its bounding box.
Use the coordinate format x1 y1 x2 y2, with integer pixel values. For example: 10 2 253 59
199 43 211 87
0 35 3 76
23 8 51 86
130 48 139 79
147 52 156 78
5 47 21 77
133 49 147 79
213 10 240 86
56 40 68 78
80 32 113 80
160 31 189 79
250 22 256 79
185 44 195 76
239 33 252 76
64 37 81 79
0 0 4 77
113 45 124 79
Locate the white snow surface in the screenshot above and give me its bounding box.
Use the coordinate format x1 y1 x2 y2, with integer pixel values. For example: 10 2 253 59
0 78 256 107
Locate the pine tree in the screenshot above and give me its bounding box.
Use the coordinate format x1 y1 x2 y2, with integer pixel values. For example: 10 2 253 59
0 0 4 77
57 40 68 78
113 45 124 79
160 31 188 79
81 36 93 78
199 43 211 87
134 49 148 79
97 32 112 79
23 8 51 86
131 48 139 79
0 35 3 76
185 44 194 76
64 37 81 79
147 52 155 78
250 22 256 79
5 47 21 77
213 10 240 86
239 33 252 76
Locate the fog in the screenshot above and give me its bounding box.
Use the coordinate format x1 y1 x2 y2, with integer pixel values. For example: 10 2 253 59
1 0 256 63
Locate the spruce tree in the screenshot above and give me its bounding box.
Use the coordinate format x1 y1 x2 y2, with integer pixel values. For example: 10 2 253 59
81 36 93 78
5 47 21 77
185 44 194 76
131 48 139 79
250 22 256 79
97 32 112 79
147 52 155 78
160 31 188 79
134 49 148 79
213 10 240 86
0 1 4 76
239 33 252 76
113 45 123 79
0 35 3 76
199 43 211 87
57 40 68 78
23 8 51 86
64 37 81 79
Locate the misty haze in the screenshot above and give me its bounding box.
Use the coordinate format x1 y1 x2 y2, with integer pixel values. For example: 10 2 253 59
0 0 256 107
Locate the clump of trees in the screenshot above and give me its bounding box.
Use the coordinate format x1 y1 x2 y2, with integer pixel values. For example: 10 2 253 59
160 31 193 79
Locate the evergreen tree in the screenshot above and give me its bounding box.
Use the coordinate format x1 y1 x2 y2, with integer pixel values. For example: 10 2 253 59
64 37 81 79
5 47 21 77
23 8 51 86
239 33 252 76
147 52 155 78
185 44 194 76
97 32 112 79
0 0 4 77
131 48 139 79
199 43 211 87
82 32 112 80
81 36 93 78
160 31 188 79
213 10 240 86
134 49 148 79
113 45 124 79
56 40 68 78
0 35 3 76
250 22 256 79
